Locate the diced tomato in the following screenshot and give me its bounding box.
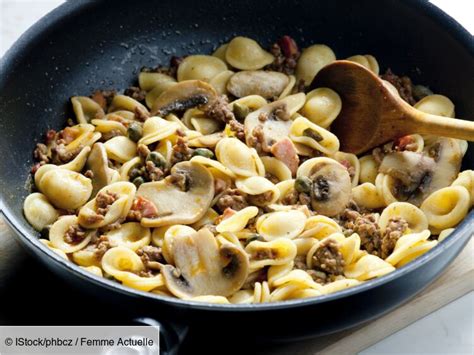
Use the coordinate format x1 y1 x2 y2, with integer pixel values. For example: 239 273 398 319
131 196 159 219
271 138 299 176
393 135 415 151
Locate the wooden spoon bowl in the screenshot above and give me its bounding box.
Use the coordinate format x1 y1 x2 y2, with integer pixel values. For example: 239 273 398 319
310 60 474 154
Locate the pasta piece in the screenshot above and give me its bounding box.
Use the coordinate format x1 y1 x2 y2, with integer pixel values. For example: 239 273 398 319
359 155 378 184
452 170 474 206
178 55 227 82
296 44 336 86
321 278 361 295
108 94 149 115
235 176 280 206
212 43 229 64
379 202 428 234
289 116 340 155
225 36 274 70
438 228 455 242
105 222 151 251
80 265 103 277
138 117 180 145
209 70 234 95
215 137 261 177
334 151 360 187
71 96 104 123
23 192 59 231
145 81 178 108
37 168 92 210
298 215 342 240
420 186 470 230
344 254 395 281
300 88 342 128
103 136 137 163
40 239 69 260
267 262 294 287
78 182 136 229
256 210 307 240
49 215 93 253
385 230 437 267
278 75 296 100
246 238 297 271
216 206 259 233
162 225 196 265
260 156 292 182
190 295 230 304
138 72 176 91
346 54 379 74
101 246 164 291
414 94 455 118
352 183 386 210
191 208 219 230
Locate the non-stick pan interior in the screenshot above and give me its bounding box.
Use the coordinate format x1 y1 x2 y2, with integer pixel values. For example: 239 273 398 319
0 0 472 263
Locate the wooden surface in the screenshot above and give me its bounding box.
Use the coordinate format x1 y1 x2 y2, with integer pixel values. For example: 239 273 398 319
0 217 472 353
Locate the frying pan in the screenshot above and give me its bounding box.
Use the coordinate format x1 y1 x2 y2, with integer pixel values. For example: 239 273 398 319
0 0 472 353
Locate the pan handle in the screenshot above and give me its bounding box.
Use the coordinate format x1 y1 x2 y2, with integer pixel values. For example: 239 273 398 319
133 317 189 355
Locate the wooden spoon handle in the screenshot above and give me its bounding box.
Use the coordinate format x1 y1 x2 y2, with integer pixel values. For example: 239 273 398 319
409 110 474 141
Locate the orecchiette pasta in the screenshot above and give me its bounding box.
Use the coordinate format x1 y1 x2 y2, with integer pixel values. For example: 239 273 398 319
24 35 471 304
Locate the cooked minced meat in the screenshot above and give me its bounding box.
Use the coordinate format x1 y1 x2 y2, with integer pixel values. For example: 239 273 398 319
228 119 246 141
380 217 408 259
281 189 311 207
312 238 345 276
380 68 416 105
248 191 274 206
64 225 87 244
170 137 194 165
266 36 300 75
124 86 147 104
216 188 248 212
137 245 164 270
339 208 382 256
33 143 49 164
96 190 119 216
203 95 235 123
169 169 192 191
91 90 116 110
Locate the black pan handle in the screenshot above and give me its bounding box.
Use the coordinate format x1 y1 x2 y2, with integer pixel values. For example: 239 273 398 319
133 317 189 355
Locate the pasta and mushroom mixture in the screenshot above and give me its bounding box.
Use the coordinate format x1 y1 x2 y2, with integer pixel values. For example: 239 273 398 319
24 36 473 304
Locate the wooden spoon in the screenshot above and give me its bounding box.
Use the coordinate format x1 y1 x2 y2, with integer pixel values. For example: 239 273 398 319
310 60 474 154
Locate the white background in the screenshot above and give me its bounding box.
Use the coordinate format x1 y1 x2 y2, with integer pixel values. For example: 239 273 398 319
0 1 473 354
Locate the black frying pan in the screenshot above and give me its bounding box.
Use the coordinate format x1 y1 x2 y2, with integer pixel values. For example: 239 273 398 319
0 0 473 353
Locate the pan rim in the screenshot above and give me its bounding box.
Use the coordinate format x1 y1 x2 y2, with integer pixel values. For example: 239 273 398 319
0 0 473 312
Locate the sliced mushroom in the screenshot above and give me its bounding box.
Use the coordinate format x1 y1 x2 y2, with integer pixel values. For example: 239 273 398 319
297 157 352 216
379 137 462 206
162 228 249 298
86 143 120 197
137 161 214 227
227 71 289 99
151 80 217 117
244 93 305 150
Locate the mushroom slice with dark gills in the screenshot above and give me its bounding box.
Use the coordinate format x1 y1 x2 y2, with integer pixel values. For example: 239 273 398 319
162 228 249 299
150 80 217 117
244 93 305 152
297 157 352 217
136 161 214 227
379 137 462 206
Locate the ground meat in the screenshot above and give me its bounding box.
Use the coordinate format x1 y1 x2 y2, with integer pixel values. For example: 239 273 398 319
170 137 193 165
380 217 408 259
64 225 87 244
203 95 235 123
266 36 300 75
33 143 49 164
93 235 111 260
169 169 192 191
380 68 416 105
145 160 164 181
214 178 228 196
124 86 147 104
101 129 123 141
281 189 311 207
51 144 82 164
339 208 383 256
311 238 345 280
137 245 164 271
293 255 308 270
228 119 246 141
294 78 306 94
253 249 277 261
247 125 270 154
265 173 280 185
91 90 116 110
216 188 248 213
95 190 119 216
248 191 274 206
137 144 151 160
134 106 150 122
